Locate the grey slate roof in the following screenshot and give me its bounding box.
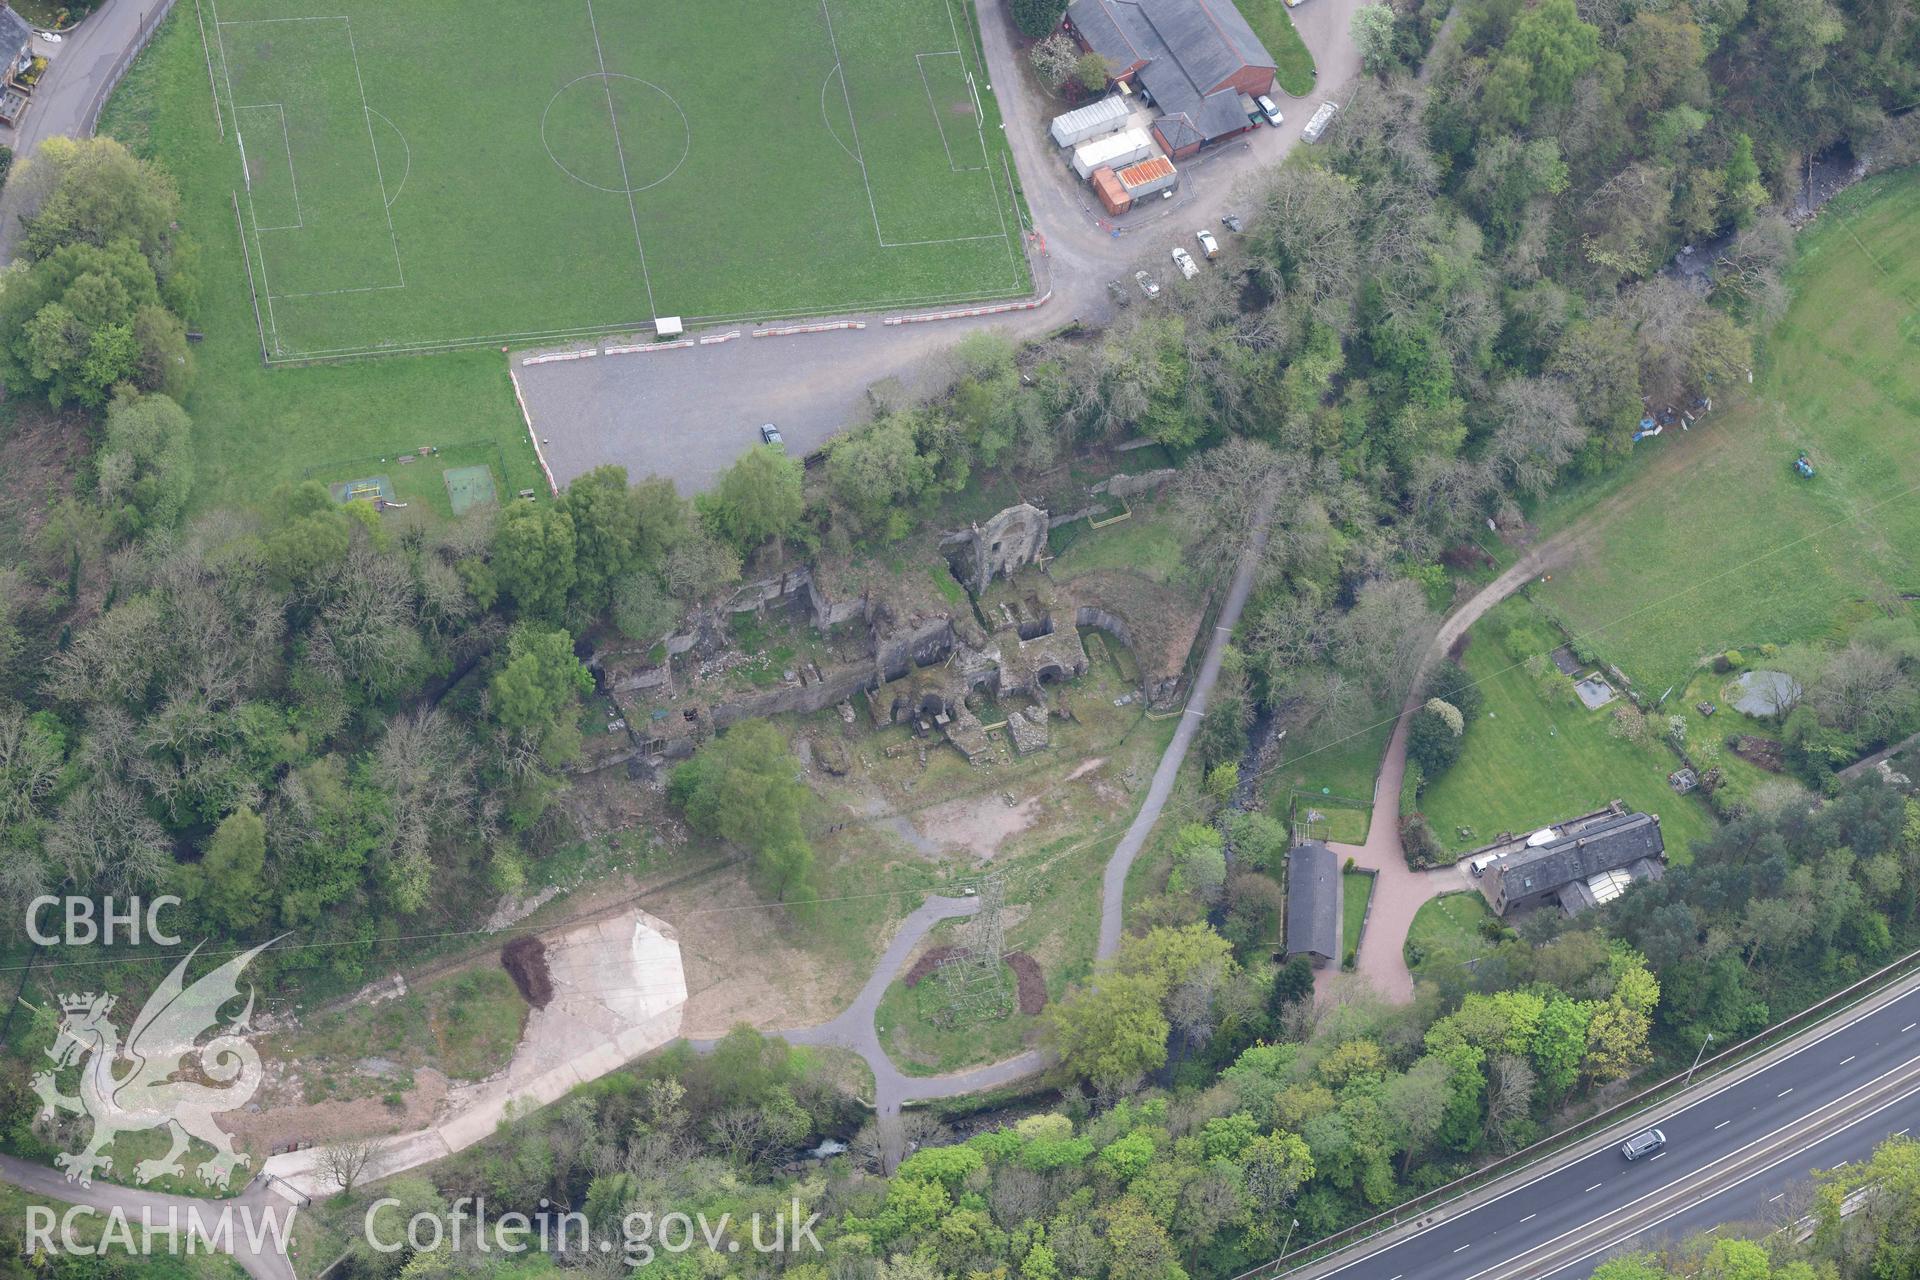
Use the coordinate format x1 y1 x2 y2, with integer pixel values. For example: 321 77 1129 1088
1492 811 1665 905
1285 841 1341 960
0 6 32 59
1069 0 1273 144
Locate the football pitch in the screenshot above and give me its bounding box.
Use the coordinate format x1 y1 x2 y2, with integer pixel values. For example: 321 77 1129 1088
198 0 1032 361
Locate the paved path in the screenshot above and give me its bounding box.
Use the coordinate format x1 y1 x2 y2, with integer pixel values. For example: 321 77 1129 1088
520 0 1366 494
1321 539 1585 1001
1839 728 1920 780
0 1153 298 1280
0 0 169 263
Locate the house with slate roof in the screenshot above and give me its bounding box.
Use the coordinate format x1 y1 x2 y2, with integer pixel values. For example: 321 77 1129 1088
1064 0 1274 159
1484 808 1667 917
1284 840 1342 967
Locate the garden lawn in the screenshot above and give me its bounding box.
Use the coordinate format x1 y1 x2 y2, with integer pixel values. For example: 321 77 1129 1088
1418 599 1719 862
1405 891 1497 976
1530 169 1920 694
1047 499 1187 583
1341 869 1372 957
1234 0 1316 96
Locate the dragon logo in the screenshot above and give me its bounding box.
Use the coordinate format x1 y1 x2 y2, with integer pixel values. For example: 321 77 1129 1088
34 939 276 1189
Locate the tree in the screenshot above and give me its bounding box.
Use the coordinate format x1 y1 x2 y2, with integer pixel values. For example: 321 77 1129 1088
669 721 815 900
16 136 188 276
1074 52 1112 93
611 572 678 643
1010 0 1069 38
1352 4 1400 75
96 391 195 536
0 238 186 407
1482 0 1600 127
558 465 639 617
189 806 267 931
706 444 804 555
1170 823 1228 904
489 625 593 740
1029 32 1079 88
317 1135 382 1194
1406 704 1466 776
1046 971 1169 1091
826 413 936 542
492 502 576 622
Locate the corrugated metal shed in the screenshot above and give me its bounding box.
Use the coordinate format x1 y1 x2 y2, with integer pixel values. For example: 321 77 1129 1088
1117 154 1177 196
1072 127 1155 179
1049 95 1130 148
1091 167 1131 215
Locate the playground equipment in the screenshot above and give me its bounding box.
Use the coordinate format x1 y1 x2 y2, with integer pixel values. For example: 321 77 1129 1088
1794 451 1816 478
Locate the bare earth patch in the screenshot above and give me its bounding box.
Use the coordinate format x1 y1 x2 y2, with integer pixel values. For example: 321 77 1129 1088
909 792 1043 860
225 1068 449 1160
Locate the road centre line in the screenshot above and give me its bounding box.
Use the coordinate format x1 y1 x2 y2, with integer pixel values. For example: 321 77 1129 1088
1842 1055 1856 1064
1313 982 1920 1280
1779 1088 1794 1097
1715 1120 1730 1129
1457 1049 1920 1280
1518 1214 1535 1223
1535 1080 1920 1280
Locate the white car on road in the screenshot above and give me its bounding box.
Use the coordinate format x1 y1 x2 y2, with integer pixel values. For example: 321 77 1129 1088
1170 246 1199 280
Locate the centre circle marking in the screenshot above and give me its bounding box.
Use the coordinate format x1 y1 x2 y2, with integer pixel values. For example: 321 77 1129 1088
540 72 690 195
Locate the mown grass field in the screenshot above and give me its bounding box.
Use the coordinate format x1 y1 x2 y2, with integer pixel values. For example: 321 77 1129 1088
181 0 1027 360
1418 598 1720 861
1405 890 1497 976
1341 869 1371 957
99 9 546 515
1531 169 1920 694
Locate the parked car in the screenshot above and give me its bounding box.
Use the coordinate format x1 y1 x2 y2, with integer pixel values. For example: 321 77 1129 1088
1621 1128 1667 1160
759 423 783 445
1221 213 1243 233
1107 279 1132 308
1170 246 1199 280
1134 269 1160 299
1196 229 1220 259
1285 0 1308 9
1256 95 1284 126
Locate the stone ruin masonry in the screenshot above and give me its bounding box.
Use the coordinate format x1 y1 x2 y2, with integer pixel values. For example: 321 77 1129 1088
595 494 1195 767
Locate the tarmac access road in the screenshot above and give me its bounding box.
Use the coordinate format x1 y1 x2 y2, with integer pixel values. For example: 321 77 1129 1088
1289 973 1920 1280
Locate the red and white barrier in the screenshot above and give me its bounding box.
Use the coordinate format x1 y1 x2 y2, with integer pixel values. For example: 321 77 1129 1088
750 320 867 338
604 338 696 356
521 348 598 366
883 291 1052 326
698 330 742 346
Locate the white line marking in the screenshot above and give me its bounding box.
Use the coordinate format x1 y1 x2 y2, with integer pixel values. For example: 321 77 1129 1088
583 0 656 319
1899 1128 1910 1136
1769 1193 1783 1202
1310 985 1920 1280
1452 1245 1469 1253
1649 1152 1665 1160
367 106 410 208
1715 1119 1731 1129
342 15 406 287
1779 1088 1794 1097
1842 1055 1856 1064
1518 1214 1535 1223
1903 1022 1914 1032
1584 1182 1603 1193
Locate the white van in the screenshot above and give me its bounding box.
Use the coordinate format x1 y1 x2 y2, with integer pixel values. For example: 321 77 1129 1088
1469 853 1500 877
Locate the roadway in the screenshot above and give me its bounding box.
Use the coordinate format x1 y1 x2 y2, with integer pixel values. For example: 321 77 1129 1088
1299 978 1920 1280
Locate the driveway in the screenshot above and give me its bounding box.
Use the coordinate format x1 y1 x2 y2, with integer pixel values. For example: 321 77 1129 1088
1322 539 1588 1001
0 0 173 264
519 0 1364 493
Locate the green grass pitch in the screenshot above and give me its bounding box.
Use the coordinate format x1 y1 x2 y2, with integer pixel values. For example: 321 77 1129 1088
200 0 1031 361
